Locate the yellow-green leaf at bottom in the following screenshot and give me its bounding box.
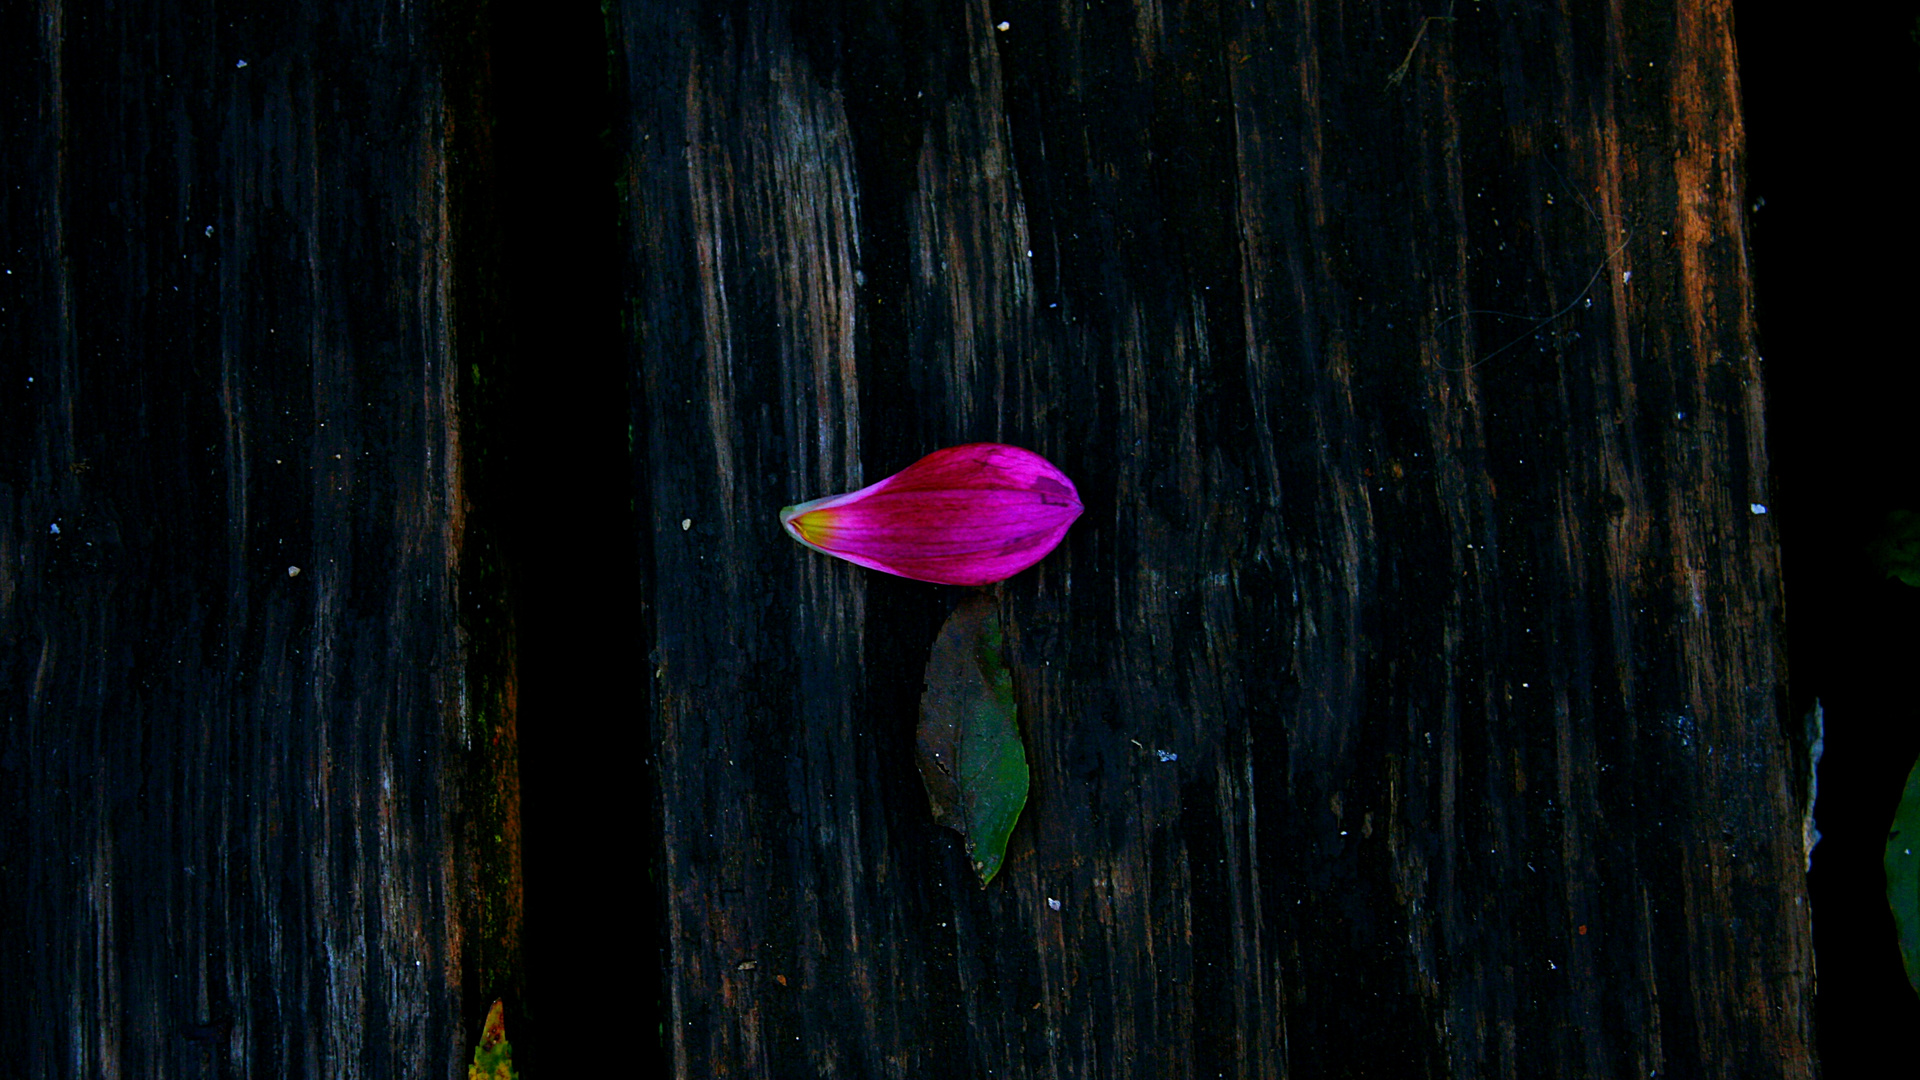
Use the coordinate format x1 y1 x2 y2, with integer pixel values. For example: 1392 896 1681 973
469 999 517 1080
917 595 1028 885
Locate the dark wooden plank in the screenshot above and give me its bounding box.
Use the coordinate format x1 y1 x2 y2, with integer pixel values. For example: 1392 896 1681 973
0 1 520 1074
613 0 1812 1076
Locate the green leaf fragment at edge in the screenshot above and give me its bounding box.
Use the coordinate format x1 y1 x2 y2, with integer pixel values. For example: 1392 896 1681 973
1870 509 1920 588
1889 752 1920 1001
918 595 1029 885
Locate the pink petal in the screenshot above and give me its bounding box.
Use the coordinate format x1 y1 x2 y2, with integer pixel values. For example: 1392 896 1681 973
779 444 1083 585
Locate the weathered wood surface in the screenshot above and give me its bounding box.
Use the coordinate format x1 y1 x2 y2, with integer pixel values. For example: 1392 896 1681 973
3 0 1817 1074
616 0 1812 1076
0 1 521 1074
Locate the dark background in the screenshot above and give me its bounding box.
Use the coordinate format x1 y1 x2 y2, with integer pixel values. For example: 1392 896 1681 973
1736 3 1920 1076
485 1 1920 1074
483 0 645 1072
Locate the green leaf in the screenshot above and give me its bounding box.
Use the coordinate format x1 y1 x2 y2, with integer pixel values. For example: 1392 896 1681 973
917 595 1028 885
1869 509 1920 588
1889 752 1920 1001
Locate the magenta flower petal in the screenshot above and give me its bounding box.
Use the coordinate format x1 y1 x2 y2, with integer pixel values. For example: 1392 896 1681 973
779 443 1084 586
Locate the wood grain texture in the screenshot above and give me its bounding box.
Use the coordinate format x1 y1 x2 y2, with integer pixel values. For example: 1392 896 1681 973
614 0 1810 1076
0 1 519 1073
